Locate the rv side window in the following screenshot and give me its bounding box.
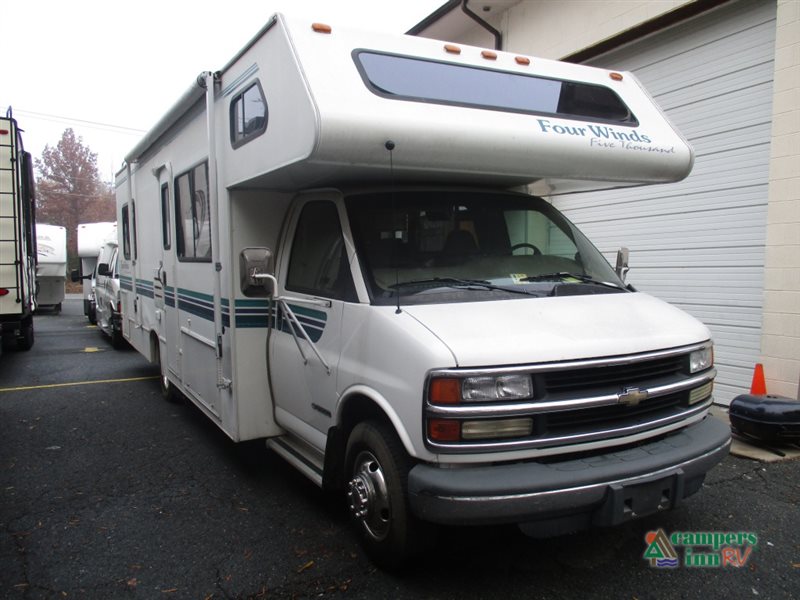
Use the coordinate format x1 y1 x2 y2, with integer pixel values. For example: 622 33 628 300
131 200 138 259
174 162 212 262
230 81 268 148
121 204 131 260
161 184 171 250
286 202 355 301
355 51 636 125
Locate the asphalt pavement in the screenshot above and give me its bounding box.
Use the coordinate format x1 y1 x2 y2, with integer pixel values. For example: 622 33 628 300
1 298 798 599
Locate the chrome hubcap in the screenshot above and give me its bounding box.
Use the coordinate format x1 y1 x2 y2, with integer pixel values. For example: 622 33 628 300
346 450 391 541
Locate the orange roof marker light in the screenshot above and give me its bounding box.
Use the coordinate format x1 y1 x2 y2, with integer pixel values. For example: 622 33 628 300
311 22 332 34
610 72 624 81
481 50 498 60
515 56 531 66
444 44 462 55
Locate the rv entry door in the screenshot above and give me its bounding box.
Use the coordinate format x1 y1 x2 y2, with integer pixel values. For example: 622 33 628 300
157 174 181 389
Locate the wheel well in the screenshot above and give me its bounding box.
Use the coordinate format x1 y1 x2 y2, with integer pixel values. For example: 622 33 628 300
323 394 395 492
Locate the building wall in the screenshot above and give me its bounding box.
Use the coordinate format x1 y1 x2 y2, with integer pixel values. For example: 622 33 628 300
502 1 693 59
417 0 799 399
499 1 799 399
762 0 800 398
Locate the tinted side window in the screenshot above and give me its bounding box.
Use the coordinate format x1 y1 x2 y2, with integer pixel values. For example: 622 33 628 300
230 81 268 148
161 184 171 250
121 204 131 260
286 202 354 300
131 200 138 259
174 163 211 262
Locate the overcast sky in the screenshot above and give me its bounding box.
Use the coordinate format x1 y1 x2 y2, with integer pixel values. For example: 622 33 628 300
3 0 444 181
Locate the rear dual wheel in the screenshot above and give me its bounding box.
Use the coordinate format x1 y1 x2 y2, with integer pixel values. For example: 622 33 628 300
155 342 180 403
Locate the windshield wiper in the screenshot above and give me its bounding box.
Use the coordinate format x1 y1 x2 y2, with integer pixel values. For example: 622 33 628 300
389 277 539 296
520 272 625 290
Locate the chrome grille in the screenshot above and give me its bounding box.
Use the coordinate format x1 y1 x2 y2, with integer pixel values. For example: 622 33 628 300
543 355 684 394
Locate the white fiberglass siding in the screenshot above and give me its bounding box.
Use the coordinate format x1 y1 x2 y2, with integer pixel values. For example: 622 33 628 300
551 0 777 404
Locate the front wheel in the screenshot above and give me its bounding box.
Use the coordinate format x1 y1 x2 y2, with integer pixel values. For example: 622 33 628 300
345 421 433 569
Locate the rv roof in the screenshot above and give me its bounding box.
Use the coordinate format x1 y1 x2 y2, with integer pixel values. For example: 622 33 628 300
123 14 693 194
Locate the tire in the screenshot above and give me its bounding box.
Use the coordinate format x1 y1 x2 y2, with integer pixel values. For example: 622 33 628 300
345 420 433 569
156 343 180 403
88 304 97 325
16 317 34 351
110 322 124 349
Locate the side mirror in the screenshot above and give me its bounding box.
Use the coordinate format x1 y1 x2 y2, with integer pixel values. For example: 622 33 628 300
615 247 630 282
240 247 274 297
97 263 111 277
70 268 82 282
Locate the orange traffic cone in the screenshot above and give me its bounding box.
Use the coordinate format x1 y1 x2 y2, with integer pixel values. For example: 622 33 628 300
749 363 767 395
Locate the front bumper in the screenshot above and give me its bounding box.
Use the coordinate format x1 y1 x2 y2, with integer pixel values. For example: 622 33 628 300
408 416 730 530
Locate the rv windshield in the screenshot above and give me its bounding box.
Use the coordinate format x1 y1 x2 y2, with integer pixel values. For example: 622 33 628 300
346 190 626 306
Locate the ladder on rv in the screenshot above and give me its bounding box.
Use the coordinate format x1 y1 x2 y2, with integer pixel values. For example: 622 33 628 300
0 117 23 305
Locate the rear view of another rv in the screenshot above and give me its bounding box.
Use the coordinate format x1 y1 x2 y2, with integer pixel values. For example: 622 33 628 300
0 110 36 352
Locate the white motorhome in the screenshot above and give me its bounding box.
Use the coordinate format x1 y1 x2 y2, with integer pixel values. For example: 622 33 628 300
116 15 730 567
35 223 67 312
73 221 116 323
94 236 123 348
0 111 36 351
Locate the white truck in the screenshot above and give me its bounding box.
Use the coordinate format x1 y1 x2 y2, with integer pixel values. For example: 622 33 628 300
35 223 67 313
93 234 123 348
0 110 36 351
73 221 116 324
116 15 730 567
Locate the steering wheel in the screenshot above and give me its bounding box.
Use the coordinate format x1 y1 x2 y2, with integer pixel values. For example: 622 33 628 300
511 243 542 255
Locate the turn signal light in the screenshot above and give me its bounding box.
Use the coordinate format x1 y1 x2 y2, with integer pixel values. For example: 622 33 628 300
0 288 9 296
428 419 461 442
429 377 461 405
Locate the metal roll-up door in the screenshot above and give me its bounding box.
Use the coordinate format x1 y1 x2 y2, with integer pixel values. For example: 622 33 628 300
550 0 777 405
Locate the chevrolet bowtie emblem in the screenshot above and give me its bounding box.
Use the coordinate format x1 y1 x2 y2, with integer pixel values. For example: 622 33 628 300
618 387 648 406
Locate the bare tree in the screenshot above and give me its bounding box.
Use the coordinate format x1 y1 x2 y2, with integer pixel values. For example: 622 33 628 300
35 129 115 263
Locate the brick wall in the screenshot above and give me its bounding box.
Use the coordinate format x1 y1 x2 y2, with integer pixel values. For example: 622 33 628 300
762 0 800 398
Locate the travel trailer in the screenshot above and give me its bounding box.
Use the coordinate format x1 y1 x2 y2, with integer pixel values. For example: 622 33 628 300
0 111 36 351
73 221 116 324
116 15 730 567
35 223 67 313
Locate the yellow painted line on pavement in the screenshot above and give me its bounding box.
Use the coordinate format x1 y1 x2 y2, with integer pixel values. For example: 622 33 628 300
83 347 102 353
0 375 159 393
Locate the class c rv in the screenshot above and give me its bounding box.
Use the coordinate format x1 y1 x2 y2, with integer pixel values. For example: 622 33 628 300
116 14 730 567
1 110 36 352
73 221 117 324
35 223 67 313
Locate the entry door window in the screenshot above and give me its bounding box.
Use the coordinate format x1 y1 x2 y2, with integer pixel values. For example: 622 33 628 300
175 162 211 261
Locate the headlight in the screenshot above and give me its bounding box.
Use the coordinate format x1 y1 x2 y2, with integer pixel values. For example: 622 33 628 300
462 374 533 402
689 345 713 373
429 374 533 404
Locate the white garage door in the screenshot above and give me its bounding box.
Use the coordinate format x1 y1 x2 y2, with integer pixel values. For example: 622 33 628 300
551 0 777 405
